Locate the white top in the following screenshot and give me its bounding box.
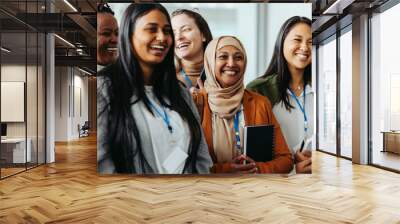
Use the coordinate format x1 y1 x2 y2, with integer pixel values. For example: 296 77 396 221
272 84 314 156
140 86 191 174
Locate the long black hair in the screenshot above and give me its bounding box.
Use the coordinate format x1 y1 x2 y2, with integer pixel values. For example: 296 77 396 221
261 16 312 111
171 9 213 83
99 3 202 173
97 3 114 15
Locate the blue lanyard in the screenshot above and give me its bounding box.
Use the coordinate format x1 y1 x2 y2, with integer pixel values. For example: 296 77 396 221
233 110 241 152
148 100 173 133
180 69 192 88
289 88 308 133
180 68 205 89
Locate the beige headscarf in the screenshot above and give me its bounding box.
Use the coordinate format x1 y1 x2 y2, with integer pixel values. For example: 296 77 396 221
204 36 247 162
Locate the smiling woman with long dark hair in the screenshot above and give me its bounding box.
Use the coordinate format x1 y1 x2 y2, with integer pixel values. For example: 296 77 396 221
247 16 313 173
97 3 212 174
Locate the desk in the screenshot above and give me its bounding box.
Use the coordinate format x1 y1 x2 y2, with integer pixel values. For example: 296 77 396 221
381 131 400 154
1 138 31 163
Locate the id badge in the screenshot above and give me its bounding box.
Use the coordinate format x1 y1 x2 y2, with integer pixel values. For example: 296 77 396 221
162 147 188 174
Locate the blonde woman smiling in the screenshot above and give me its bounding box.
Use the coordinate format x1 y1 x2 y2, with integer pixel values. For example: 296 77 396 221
171 9 213 93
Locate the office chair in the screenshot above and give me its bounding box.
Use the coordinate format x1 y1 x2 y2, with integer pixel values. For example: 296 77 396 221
79 121 90 138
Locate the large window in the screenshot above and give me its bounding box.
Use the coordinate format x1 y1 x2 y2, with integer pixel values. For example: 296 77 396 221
317 36 337 154
316 26 353 160
370 3 400 171
339 28 352 158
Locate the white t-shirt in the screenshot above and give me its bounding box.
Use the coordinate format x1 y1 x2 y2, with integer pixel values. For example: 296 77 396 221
272 85 314 156
140 86 191 174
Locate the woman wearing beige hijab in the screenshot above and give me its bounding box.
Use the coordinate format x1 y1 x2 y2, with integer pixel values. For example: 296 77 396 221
193 36 293 173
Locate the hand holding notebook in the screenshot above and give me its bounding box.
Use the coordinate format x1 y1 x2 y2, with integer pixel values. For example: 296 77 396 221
231 155 257 173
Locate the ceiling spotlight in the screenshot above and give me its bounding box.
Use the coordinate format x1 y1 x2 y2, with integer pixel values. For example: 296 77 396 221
54 34 75 48
63 0 78 12
78 67 92 76
322 0 354 15
1 47 11 53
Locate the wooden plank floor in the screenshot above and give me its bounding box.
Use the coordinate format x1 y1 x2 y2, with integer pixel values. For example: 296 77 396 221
372 151 400 171
1 167 26 178
0 135 400 223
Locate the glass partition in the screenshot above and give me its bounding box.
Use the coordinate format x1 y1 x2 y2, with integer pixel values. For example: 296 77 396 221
1 31 28 177
0 0 46 179
317 36 337 155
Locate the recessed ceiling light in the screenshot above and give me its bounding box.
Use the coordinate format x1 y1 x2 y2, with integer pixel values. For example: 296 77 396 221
78 67 92 76
63 0 78 12
1 47 11 53
322 0 353 15
54 34 75 48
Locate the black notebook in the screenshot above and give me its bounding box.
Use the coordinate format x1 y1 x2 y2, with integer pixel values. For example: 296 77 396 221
243 125 274 162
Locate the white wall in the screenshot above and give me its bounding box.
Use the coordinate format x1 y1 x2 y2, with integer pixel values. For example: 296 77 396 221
261 3 312 77
1 65 26 81
54 67 89 141
55 66 69 141
72 73 89 138
236 5 257 84
1 82 24 122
